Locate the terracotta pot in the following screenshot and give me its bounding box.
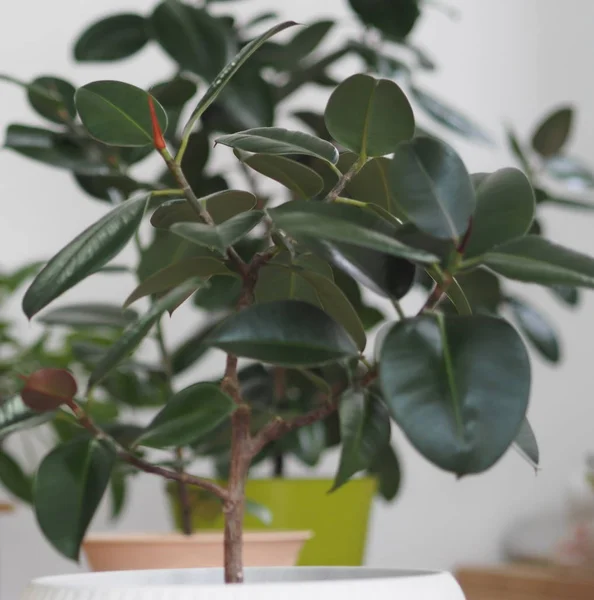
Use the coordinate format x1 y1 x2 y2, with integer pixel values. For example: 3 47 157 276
83 531 312 572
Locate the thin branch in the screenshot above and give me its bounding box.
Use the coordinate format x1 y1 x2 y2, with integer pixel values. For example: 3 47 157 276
326 156 366 202
64 399 229 503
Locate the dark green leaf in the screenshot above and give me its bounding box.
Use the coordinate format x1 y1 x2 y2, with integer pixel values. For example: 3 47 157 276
151 76 198 135
4 124 110 174
171 210 263 255
269 200 438 264
35 438 115 560
390 136 475 240
136 383 235 449
513 418 539 470
171 321 221 375
88 281 199 389
75 81 168 147
483 236 594 288
0 450 32 503
380 314 531 475
368 443 401 501
124 257 231 308
348 0 420 41
269 21 334 70
149 1 229 81
445 269 502 314
27 76 76 124
294 421 326 467
411 86 492 144
39 304 138 328
0 397 55 441
109 470 127 520
325 74 414 157
216 127 339 164
508 297 560 363
550 285 580 307
74 14 149 62
244 154 324 199
532 106 574 158
332 391 391 491
206 300 359 367
193 275 242 310
74 173 144 203
464 169 535 258
506 127 532 175
23 194 149 318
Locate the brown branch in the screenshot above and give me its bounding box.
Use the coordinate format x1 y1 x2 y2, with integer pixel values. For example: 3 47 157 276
65 399 229 503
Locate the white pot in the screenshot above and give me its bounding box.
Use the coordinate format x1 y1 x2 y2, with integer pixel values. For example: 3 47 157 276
23 567 465 600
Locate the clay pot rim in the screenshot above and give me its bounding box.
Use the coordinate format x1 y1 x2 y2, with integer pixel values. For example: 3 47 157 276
84 531 313 545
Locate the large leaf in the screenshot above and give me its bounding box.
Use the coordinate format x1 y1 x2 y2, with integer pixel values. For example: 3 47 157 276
380 314 531 475
0 397 56 441
149 1 229 82
205 300 359 367
513 418 539 469
464 169 535 258
531 106 574 158
256 255 366 351
4 124 110 174
38 303 138 328
75 81 168 147
325 74 414 158
171 210 263 255
332 391 391 491
181 21 297 142
136 383 236 449
410 85 492 144
23 194 149 318
88 281 199 389
483 236 594 288
124 257 231 307
508 297 560 363
348 0 420 41
0 450 33 503
27 77 76 124
34 438 115 560
244 154 323 199
216 127 339 164
74 14 149 62
268 200 438 264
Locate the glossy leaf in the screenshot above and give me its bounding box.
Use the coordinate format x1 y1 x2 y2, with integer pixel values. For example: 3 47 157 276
171 210 263 255
410 85 492 144
39 303 138 328
34 439 115 560
124 257 231 308
348 0 420 40
483 236 594 288
216 127 339 164
27 77 76 124
532 106 573 158
269 200 438 264
136 384 235 449
513 418 539 469
244 154 323 199
23 195 149 318
74 14 149 62
149 1 229 81
325 74 414 157
508 297 560 363
332 391 391 491
390 136 475 240
88 281 199 389
75 81 168 147
380 314 531 475
368 443 400 501
182 21 297 139
206 300 359 367
0 450 32 503
464 169 535 258
5 124 110 174
0 397 56 441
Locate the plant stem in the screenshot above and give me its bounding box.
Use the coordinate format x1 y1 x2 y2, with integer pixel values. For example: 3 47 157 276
224 406 252 584
325 156 366 202
175 448 193 536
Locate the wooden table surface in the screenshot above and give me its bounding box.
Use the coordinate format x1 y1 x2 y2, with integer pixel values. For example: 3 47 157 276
456 565 594 600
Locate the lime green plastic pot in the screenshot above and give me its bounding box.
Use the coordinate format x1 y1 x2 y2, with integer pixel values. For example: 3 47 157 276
168 478 376 566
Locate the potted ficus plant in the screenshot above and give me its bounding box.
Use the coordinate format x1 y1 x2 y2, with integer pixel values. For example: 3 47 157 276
10 2 594 595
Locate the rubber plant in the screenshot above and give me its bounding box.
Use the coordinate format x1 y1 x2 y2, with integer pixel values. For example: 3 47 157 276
7 4 594 580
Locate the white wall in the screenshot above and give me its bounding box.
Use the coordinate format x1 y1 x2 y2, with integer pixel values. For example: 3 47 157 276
2 0 594 597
